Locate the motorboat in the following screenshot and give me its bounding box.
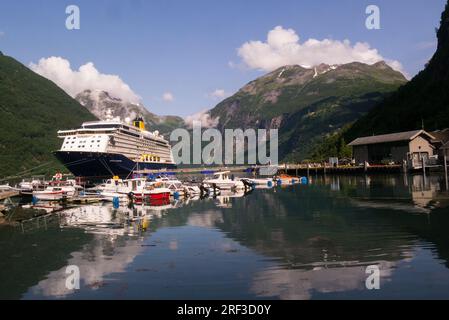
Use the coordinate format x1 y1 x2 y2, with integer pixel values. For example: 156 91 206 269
33 186 76 201
183 183 201 196
202 171 243 190
275 174 299 185
0 184 14 191
157 181 188 197
241 178 274 188
18 177 48 195
99 177 171 203
143 182 171 202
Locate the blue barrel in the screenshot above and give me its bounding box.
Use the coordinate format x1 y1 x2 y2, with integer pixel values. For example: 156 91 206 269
113 196 120 209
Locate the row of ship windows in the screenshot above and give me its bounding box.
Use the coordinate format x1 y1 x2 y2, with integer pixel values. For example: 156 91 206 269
65 145 101 149
65 140 101 144
66 136 103 140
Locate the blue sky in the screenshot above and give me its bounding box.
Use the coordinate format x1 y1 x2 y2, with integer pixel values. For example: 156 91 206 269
0 0 446 116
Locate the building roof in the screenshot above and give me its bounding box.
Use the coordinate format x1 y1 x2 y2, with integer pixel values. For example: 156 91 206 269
348 130 435 147
431 128 449 145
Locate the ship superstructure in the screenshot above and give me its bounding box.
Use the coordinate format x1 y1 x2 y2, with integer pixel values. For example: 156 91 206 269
54 111 176 178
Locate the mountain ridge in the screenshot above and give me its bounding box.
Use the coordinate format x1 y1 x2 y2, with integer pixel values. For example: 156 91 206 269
209 60 407 161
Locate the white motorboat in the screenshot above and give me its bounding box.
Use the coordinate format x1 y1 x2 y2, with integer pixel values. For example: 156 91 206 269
184 184 201 196
0 184 13 191
33 186 76 201
99 177 171 203
18 177 48 194
159 181 187 197
203 171 243 190
241 178 274 188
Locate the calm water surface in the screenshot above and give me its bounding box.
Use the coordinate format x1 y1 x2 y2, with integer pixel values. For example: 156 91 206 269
1 174 449 300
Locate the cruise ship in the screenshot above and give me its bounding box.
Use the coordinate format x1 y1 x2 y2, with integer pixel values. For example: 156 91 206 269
54 111 176 178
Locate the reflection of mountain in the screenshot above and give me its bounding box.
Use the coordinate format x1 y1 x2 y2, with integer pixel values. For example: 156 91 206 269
203 176 449 298
0 220 92 300
215 187 413 268
251 260 395 300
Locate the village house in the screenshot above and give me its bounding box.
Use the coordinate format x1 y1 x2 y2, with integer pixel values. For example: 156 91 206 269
348 130 436 168
430 129 449 159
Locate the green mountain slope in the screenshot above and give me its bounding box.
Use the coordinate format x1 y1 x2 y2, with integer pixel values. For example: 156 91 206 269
346 1 449 141
0 53 97 178
210 62 407 161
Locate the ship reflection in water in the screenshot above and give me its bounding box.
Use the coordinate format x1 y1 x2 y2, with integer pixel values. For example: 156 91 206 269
1 174 449 299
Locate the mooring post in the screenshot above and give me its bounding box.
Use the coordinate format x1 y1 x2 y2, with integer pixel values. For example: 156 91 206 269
422 156 426 176
444 153 448 191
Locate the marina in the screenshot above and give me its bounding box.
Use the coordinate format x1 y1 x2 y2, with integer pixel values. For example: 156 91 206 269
1 0 449 304
1 173 449 299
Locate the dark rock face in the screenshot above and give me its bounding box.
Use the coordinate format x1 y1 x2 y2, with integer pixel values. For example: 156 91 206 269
347 1 449 141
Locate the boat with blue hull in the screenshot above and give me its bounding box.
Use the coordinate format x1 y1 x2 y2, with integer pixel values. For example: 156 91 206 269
54 110 176 179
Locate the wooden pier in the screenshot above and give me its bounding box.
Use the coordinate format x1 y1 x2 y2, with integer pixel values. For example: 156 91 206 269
133 163 406 177
0 190 20 201
133 165 253 175
281 164 403 176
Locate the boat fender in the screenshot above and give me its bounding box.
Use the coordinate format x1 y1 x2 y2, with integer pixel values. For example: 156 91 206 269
301 177 308 184
174 191 180 200
277 179 282 186
267 181 273 188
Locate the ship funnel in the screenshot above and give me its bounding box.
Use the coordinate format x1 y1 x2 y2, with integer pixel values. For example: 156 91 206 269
133 117 145 131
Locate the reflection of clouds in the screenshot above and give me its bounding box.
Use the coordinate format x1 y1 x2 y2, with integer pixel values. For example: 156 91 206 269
30 236 144 298
251 261 395 300
187 210 223 228
350 199 431 214
61 205 127 236
169 240 178 251
29 204 146 298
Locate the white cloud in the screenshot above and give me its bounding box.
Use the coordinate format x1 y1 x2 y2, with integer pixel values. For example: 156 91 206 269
162 92 175 102
29 56 141 103
237 26 403 73
184 109 219 129
416 40 437 50
208 89 228 100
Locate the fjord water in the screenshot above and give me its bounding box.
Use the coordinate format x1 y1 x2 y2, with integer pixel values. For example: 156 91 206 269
1 175 449 300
